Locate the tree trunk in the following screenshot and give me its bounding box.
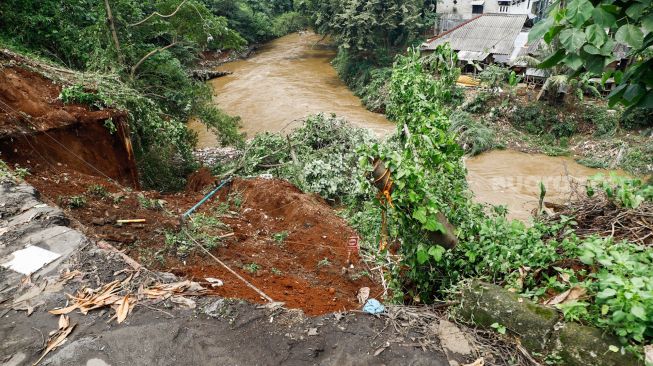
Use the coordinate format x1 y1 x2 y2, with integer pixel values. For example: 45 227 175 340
104 0 124 65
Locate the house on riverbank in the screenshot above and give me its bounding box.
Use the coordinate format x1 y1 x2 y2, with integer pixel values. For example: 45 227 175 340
421 13 529 69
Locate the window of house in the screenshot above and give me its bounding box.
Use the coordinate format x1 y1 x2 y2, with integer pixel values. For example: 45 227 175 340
472 4 484 13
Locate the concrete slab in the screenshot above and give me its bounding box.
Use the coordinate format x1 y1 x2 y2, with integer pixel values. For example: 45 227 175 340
1 245 61 274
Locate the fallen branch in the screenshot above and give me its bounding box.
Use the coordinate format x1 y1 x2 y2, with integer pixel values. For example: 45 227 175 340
129 0 189 27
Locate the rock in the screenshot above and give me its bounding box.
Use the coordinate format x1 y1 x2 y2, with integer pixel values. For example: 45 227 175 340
459 281 644 366
459 281 558 352
437 320 473 366
550 322 642 366
204 299 226 318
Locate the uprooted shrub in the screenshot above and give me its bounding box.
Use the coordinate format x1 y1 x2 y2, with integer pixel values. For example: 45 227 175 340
213 113 377 203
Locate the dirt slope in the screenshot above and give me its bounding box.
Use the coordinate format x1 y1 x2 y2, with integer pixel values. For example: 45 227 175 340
0 53 139 187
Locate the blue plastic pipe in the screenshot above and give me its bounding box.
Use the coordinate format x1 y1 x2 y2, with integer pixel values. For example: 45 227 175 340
182 177 231 219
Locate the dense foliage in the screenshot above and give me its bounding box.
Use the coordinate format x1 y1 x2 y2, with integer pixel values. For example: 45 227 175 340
303 0 437 113
214 113 376 203
531 0 653 113
201 0 307 43
340 45 653 347
0 0 303 190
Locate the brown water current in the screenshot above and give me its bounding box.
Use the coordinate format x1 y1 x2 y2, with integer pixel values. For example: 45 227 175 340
191 32 623 221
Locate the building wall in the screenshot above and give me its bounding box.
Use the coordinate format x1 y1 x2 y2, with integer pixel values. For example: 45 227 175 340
437 0 539 20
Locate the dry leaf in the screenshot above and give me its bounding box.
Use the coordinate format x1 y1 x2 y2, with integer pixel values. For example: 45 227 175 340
116 295 130 324
33 315 75 365
170 295 196 309
58 314 69 328
464 357 484 366
49 303 79 315
544 286 587 306
357 287 370 304
374 342 390 356
644 344 652 365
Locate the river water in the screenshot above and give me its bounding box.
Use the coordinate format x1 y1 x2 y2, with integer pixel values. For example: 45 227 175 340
191 32 621 221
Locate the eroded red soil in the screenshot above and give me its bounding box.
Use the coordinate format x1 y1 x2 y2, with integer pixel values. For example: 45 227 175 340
20 165 380 315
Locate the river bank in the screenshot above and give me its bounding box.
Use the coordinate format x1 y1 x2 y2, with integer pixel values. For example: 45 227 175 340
192 32 631 221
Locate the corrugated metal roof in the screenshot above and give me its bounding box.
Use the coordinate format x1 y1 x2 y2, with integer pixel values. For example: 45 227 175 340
458 50 489 61
422 14 527 55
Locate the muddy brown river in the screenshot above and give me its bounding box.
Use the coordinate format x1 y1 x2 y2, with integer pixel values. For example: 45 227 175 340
191 32 622 221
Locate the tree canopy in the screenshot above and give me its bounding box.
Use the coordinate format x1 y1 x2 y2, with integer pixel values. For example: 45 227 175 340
530 0 653 110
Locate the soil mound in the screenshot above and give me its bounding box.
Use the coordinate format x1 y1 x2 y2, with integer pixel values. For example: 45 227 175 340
0 57 138 187
185 167 215 192
179 177 382 315
23 168 381 315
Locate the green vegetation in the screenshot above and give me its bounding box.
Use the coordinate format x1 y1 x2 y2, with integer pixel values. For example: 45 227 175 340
0 0 305 191
531 0 653 111
303 0 437 113
66 195 88 209
317 258 331 268
243 263 261 274
87 184 110 198
165 212 227 256
214 113 376 203
0 161 30 181
272 231 289 245
203 0 306 43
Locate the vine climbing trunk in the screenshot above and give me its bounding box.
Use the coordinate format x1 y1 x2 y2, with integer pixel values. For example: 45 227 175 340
103 0 124 65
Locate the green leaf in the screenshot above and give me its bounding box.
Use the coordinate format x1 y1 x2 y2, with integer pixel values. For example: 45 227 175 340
529 17 554 43
585 24 607 47
643 16 653 33
566 0 594 27
597 288 617 299
563 53 583 70
592 7 616 28
625 3 647 20
428 245 445 262
615 24 644 49
630 305 647 320
582 53 607 75
413 207 427 223
623 84 645 103
544 25 564 44
538 49 566 69
560 29 586 51
601 304 610 315
583 44 602 55
425 216 445 232
416 248 429 264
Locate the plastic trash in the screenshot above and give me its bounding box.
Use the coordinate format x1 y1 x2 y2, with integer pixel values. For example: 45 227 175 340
363 299 385 314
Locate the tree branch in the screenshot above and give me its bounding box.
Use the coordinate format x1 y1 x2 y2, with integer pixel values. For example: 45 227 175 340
104 0 124 64
130 41 178 79
129 0 189 27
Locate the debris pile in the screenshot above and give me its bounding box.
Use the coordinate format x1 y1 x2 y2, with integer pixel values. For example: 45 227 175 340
546 190 653 245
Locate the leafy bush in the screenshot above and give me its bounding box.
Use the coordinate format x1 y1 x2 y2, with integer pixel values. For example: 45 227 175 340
478 65 510 90
550 115 578 138
622 144 653 177
463 92 490 114
620 107 653 130
215 113 376 203
582 104 618 137
449 110 496 156
511 103 575 138
271 12 308 36
60 84 106 108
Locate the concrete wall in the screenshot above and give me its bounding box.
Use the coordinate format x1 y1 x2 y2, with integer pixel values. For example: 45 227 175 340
437 0 539 20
